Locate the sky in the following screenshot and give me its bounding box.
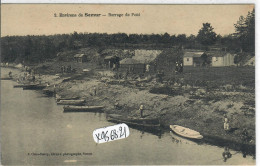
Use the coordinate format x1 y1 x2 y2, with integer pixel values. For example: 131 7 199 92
1 4 254 37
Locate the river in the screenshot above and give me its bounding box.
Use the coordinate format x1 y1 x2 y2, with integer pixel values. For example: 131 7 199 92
0 68 255 165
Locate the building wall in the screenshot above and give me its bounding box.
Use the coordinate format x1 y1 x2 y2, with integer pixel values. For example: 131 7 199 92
223 53 235 66
119 64 145 74
212 53 235 67
212 56 224 67
183 57 193 66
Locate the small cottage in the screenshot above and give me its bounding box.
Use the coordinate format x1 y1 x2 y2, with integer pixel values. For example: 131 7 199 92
183 51 205 66
131 49 162 73
104 56 120 69
74 54 88 63
208 52 235 67
119 58 145 74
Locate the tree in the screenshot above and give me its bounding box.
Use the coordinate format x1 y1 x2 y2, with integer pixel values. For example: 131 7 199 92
201 53 211 66
161 33 170 43
234 55 241 66
234 8 255 52
197 23 217 47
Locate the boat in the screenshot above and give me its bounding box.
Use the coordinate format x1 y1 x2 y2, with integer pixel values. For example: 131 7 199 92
169 125 203 139
107 114 160 128
63 105 104 112
13 84 46 90
23 84 46 90
42 89 55 96
1 77 12 80
57 99 85 106
56 94 80 101
14 84 28 88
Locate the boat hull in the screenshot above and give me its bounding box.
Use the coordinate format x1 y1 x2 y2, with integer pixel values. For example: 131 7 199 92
13 84 46 90
57 99 85 106
170 125 203 139
63 106 104 112
107 114 160 128
23 85 46 90
1 77 12 80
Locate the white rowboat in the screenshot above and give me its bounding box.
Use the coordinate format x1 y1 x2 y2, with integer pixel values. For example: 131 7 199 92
170 125 203 139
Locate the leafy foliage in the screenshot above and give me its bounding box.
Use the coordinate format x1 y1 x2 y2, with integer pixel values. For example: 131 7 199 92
197 23 217 46
0 8 255 64
234 8 255 52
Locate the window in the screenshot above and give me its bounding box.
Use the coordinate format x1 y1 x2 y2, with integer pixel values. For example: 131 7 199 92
215 57 218 61
187 58 189 61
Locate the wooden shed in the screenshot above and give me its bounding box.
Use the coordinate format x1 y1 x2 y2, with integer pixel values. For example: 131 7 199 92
119 58 145 74
74 54 88 63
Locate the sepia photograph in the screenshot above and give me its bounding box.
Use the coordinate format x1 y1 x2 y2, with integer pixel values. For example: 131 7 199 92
0 4 256 165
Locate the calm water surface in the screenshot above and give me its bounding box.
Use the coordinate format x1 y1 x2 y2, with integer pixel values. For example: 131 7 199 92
0 68 255 165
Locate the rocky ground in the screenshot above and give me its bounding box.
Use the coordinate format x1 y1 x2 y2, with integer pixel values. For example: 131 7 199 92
2 63 255 156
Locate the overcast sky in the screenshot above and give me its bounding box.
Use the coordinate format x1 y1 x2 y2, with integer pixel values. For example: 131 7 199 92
1 4 254 37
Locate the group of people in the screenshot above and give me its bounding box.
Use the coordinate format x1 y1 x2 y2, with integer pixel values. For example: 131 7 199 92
175 62 183 73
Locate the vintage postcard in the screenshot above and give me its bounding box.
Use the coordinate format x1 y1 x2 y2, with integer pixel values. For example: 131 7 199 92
0 4 255 165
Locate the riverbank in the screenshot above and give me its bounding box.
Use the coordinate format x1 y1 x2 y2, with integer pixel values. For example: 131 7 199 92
1 64 255 156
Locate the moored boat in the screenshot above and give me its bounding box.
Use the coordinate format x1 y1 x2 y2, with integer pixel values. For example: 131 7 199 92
57 99 85 106
56 94 80 101
14 84 28 88
169 125 203 139
107 113 160 128
23 84 46 90
13 84 46 90
1 77 12 80
63 105 104 112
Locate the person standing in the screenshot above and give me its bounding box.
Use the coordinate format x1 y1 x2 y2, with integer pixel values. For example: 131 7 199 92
139 105 144 118
8 71 12 78
224 114 230 131
94 87 97 96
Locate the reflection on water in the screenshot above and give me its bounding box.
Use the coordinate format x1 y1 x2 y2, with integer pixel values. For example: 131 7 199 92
0 68 255 165
222 147 232 162
170 131 200 145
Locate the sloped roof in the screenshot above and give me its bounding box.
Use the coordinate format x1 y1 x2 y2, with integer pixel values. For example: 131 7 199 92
104 56 120 60
132 49 162 63
104 56 115 60
244 56 255 66
183 51 204 58
74 54 86 58
120 58 140 64
206 51 228 57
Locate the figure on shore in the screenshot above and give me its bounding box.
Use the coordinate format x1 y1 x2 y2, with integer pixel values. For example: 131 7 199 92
8 71 12 78
94 87 97 96
32 75 36 82
139 105 144 118
146 64 150 73
175 62 179 74
179 63 183 73
224 114 230 132
61 66 64 73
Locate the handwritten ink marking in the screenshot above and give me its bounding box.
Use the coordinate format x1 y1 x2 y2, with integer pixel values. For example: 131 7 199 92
93 123 130 143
